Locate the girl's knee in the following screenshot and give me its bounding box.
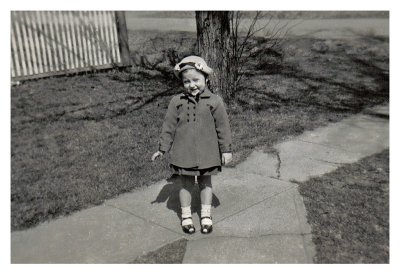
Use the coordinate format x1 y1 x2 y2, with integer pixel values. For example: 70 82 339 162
198 175 212 189
180 175 195 190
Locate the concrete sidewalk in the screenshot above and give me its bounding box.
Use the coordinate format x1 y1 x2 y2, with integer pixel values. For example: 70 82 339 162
11 105 389 263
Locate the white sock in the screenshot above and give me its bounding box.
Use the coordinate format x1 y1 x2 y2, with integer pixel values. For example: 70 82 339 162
201 204 212 226
201 204 211 217
181 206 193 226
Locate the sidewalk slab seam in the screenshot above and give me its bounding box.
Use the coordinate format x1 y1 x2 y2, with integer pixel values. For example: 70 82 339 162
106 203 185 237
213 184 297 226
297 139 360 153
308 157 343 165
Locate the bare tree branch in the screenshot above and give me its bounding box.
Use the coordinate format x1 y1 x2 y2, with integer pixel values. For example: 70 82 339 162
227 11 290 95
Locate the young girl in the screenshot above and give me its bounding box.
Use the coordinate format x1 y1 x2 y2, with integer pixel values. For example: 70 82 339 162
151 56 233 234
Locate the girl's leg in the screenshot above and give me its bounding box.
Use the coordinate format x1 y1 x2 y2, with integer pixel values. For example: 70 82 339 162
198 175 212 205
179 175 195 207
179 175 196 234
198 175 213 234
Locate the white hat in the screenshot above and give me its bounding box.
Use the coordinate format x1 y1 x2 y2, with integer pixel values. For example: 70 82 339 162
173 56 213 78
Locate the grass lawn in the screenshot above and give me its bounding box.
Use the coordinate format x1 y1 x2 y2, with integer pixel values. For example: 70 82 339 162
294 149 389 263
11 30 388 231
131 238 187 264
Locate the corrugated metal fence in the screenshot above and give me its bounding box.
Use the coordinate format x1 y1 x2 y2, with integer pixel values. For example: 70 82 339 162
11 11 130 81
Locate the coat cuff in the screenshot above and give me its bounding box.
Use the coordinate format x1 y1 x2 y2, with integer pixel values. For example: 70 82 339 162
219 144 232 154
158 144 169 154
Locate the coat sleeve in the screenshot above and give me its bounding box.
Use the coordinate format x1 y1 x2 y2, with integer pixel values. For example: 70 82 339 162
213 97 232 153
159 97 178 153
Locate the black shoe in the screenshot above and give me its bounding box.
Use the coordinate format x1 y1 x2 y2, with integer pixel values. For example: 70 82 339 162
182 217 196 234
200 217 213 234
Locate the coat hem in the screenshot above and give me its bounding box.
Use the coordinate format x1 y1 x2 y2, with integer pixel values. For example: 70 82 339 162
170 164 221 176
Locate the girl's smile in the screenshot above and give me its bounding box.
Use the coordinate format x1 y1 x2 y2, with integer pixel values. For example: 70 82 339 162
181 69 207 95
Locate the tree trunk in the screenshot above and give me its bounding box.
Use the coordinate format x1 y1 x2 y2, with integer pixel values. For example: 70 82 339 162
196 11 233 103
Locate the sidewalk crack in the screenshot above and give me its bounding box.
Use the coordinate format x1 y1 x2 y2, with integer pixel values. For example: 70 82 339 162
276 151 282 179
264 147 282 179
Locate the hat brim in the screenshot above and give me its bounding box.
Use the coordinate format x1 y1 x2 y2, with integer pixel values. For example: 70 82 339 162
174 63 213 79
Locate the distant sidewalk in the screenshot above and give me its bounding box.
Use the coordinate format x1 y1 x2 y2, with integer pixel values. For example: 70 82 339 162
11 104 388 263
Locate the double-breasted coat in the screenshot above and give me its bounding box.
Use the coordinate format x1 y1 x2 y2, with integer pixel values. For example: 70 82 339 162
159 88 232 169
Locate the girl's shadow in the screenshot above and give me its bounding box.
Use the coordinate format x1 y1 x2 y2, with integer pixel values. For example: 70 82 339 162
151 174 220 220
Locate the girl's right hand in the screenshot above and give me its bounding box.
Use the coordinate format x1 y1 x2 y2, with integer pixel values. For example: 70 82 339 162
151 151 164 161
221 152 233 165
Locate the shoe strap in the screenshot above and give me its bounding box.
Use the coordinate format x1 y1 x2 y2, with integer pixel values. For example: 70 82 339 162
201 217 212 226
182 217 193 226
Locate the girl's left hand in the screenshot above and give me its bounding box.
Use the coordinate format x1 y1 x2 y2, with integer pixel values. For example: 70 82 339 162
222 152 233 165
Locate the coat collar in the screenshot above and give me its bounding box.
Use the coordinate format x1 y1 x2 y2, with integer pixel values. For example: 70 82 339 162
199 88 212 98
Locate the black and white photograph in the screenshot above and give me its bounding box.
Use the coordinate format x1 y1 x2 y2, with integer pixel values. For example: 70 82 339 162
5 0 396 267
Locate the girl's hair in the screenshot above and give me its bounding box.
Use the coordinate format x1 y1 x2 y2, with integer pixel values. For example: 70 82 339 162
179 67 207 79
206 78 214 93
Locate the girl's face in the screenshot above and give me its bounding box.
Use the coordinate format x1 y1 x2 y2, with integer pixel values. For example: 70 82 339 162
181 69 206 95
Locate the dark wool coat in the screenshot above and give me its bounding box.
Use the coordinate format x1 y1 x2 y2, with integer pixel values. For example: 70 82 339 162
159 88 232 169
